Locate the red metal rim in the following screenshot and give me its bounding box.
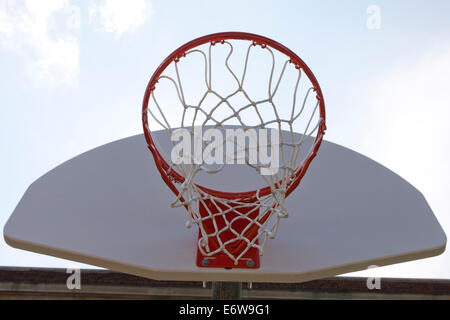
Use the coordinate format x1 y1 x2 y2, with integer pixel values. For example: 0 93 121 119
142 32 326 200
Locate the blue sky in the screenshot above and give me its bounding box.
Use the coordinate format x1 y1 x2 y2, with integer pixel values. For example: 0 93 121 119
1 0 450 279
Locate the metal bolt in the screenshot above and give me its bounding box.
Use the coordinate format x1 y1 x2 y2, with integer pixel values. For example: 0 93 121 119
201 259 210 266
246 259 255 267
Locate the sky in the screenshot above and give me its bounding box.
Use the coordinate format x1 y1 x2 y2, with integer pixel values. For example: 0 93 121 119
1 0 449 279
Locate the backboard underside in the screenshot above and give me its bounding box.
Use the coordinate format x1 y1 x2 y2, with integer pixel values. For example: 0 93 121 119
4 129 446 283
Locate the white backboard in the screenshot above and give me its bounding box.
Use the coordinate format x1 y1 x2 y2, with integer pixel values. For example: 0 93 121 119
4 129 446 282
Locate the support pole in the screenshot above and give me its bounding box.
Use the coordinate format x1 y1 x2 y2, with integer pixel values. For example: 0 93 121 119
212 281 242 300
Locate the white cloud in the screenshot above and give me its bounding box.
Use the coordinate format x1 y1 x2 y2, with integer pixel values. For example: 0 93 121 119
65 4 81 30
89 0 152 38
0 0 81 87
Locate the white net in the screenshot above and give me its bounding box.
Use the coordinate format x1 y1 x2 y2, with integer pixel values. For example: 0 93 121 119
144 38 325 265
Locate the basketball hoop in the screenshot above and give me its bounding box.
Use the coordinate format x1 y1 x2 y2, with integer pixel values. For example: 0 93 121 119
142 32 326 268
